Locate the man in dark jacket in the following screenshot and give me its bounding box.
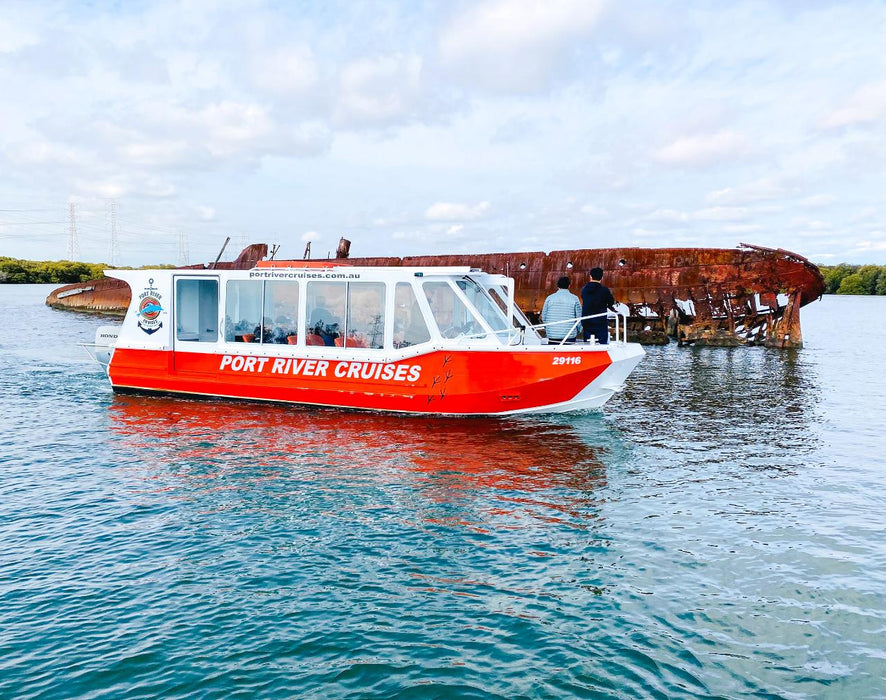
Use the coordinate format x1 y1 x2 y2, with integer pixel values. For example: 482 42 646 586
580 267 616 344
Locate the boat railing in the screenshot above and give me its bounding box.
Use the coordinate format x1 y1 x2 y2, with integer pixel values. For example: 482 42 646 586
456 310 628 346
527 311 629 346
457 326 529 346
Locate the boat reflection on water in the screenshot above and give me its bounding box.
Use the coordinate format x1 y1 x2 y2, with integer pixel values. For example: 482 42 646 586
108 395 609 525
614 345 819 473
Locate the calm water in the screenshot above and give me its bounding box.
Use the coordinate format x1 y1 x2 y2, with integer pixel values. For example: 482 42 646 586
1 285 884 699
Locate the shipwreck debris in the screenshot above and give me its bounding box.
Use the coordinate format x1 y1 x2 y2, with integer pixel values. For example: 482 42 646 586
45 241 824 348
344 242 824 348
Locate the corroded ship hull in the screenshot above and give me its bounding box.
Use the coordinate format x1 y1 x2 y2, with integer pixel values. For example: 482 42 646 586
46 244 269 316
47 242 824 347
345 242 825 348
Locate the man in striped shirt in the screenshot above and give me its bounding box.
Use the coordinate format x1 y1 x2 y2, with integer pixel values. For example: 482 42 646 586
541 276 582 344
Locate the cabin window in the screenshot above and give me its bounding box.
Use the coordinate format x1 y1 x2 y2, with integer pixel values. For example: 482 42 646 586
225 280 263 342
422 280 479 338
457 277 508 333
176 278 218 342
394 283 430 348
346 282 385 349
304 281 386 349
263 281 299 345
305 282 346 346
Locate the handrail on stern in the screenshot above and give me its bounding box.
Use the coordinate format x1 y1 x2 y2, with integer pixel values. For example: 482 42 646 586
529 311 629 346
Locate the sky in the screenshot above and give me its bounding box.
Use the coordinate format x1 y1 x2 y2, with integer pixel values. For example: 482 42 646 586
0 0 884 266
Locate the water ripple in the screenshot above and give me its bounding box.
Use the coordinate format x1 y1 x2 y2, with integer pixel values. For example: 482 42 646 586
1 288 885 698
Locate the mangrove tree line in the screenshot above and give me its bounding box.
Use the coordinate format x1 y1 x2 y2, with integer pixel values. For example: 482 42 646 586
819 264 886 295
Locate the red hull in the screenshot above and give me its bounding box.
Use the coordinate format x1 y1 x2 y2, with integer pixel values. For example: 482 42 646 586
109 347 614 415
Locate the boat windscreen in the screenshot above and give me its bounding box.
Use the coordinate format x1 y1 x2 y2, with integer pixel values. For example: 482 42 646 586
457 277 509 332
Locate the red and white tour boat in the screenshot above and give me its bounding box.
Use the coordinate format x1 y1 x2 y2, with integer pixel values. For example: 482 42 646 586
86 262 644 415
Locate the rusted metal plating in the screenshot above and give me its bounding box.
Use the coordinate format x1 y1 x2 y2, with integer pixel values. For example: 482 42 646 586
46 241 824 348
345 243 825 348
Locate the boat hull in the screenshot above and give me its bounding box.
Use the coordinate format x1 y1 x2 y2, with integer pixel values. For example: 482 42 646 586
107 344 644 416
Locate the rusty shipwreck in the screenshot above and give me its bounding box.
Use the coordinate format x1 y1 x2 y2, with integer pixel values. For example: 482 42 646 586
46 241 824 348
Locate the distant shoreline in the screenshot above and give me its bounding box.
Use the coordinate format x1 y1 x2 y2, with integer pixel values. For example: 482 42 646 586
0 257 174 285
819 264 886 295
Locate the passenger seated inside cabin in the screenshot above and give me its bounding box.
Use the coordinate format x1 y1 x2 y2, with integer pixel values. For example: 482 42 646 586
334 332 370 348
268 315 294 344
252 317 273 343
308 296 342 346
232 318 256 342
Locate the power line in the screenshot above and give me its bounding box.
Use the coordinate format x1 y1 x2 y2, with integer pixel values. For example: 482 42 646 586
108 199 119 266
66 203 80 260
178 232 189 266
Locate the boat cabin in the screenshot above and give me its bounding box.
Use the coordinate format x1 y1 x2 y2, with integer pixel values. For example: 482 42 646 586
112 264 541 355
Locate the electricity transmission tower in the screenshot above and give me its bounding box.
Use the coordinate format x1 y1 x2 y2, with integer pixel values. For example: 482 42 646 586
178 232 190 266
108 199 119 266
66 203 80 260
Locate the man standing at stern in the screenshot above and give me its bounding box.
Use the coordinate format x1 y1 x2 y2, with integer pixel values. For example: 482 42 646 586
541 276 582 344
581 267 617 344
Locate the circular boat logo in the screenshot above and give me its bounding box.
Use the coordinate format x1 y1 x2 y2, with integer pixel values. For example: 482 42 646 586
139 295 162 321
137 278 164 335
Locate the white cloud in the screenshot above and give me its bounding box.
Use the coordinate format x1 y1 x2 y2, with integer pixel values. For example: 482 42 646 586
336 54 424 125
645 206 751 223
301 231 321 243
822 80 886 129
8 140 84 167
799 194 836 208
646 209 689 223
580 203 608 217
425 201 490 221
74 174 176 200
848 238 886 253
391 230 431 241
201 101 275 155
656 130 750 167
721 223 762 234
118 140 196 168
250 46 319 96
0 30 37 55
692 206 750 222
706 179 788 205
789 217 830 231
439 0 605 92
849 207 877 223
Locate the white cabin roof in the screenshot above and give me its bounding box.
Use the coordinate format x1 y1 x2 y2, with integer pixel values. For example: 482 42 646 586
106 265 505 284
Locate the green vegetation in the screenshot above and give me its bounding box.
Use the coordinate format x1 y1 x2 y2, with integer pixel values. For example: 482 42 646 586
0 257 176 284
820 264 886 295
0 257 108 284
